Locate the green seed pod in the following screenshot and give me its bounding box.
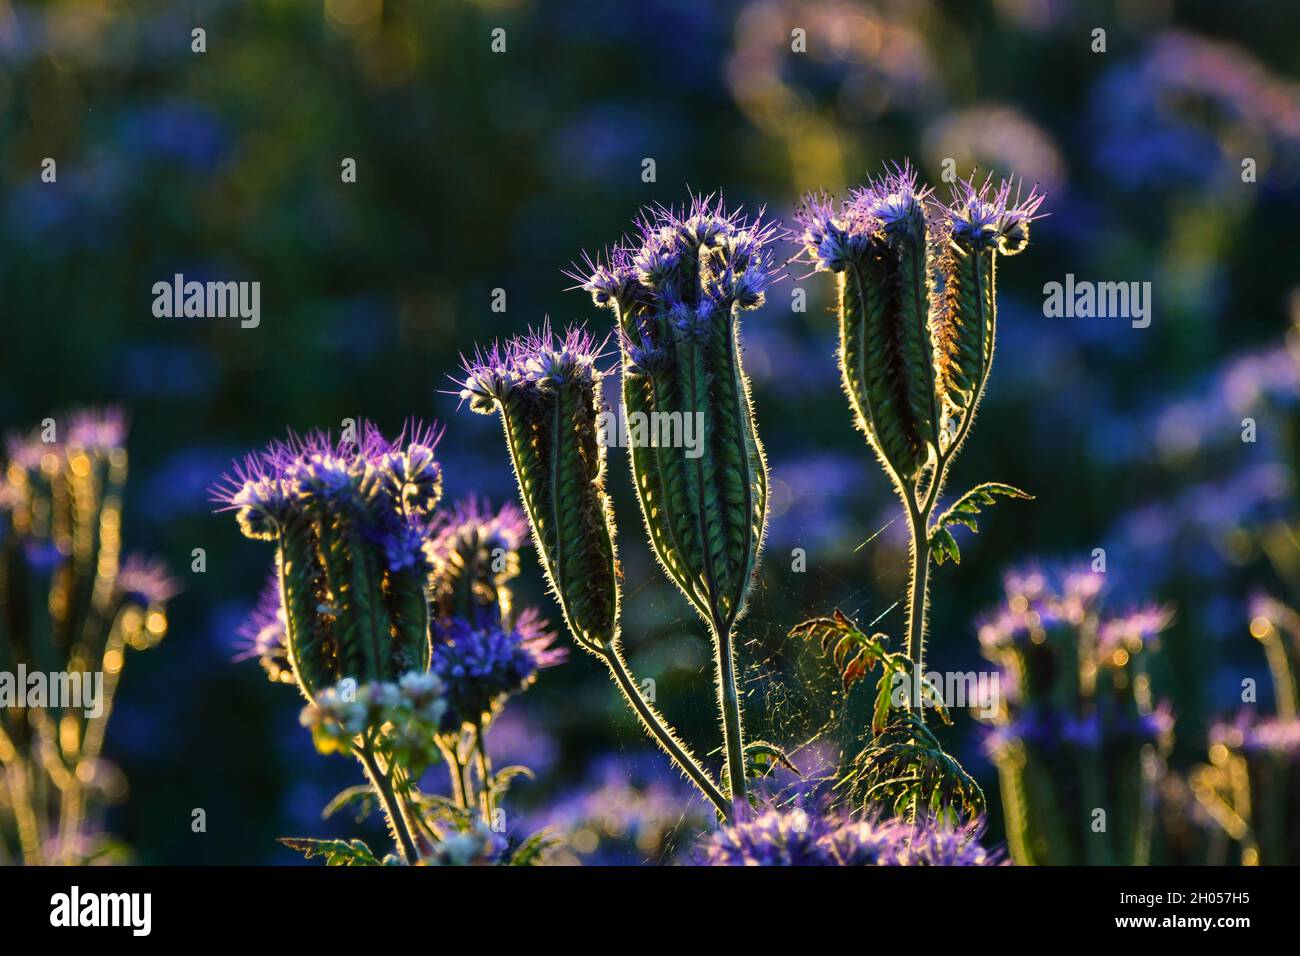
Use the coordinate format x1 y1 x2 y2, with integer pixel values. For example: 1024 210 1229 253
459 328 620 652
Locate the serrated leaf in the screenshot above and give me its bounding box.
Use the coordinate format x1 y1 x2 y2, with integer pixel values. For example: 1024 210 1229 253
321 785 377 822
508 828 563 866
929 482 1032 565
929 527 961 566
489 765 535 802
790 610 893 694
279 837 380 866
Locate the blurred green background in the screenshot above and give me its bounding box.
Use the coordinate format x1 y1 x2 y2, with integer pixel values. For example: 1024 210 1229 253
3 0 1299 863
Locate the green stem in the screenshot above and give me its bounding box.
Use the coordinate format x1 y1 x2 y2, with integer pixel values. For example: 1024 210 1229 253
602 645 731 820
356 742 417 864
2 755 43 865
473 724 495 826
712 617 749 819
904 498 931 721
438 736 470 811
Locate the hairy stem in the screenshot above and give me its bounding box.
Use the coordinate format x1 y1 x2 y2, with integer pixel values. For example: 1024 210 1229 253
473 724 495 825
712 617 749 818
356 742 417 864
602 645 731 820
904 501 931 721
0 732 43 865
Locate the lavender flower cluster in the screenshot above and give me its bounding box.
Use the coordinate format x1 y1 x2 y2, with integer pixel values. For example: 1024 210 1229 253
977 565 1173 865
702 807 1002 867
216 420 563 865
1 409 178 865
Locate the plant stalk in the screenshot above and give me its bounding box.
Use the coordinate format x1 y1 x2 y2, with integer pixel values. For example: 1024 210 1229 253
356 743 418 864
602 645 731 820
712 618 749 819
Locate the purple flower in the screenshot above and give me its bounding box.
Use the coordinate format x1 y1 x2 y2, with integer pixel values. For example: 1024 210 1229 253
939 172 1046 255
211 420 444 541
703 808 838 866
431 497 529 563
234 572 293 685
381 513 436 574
890 819 1005 866
453 322 607 412
431 611 564 730
512 321 606 388
67 408 128 453
847 160 931 233
572 194 783 314
703 808 1004 866
116 554 180 606
454 341 522 413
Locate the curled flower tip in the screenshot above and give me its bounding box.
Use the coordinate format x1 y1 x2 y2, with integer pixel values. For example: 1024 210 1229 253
435 495 529 555
794 191 851 274
210 451 292 540
941 171 1046 254
117 554 181 605
1098 603 1174 654
379 418 444 516
67 407 129 453
566 247 639 309
850 158 932 233
511 319 608 387
452 341 519 413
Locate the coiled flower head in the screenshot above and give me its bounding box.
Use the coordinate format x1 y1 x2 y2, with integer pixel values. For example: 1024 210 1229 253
213 421 444 703
572 195 777 626
428 497 529 630
454 323 619 653
797 161 1045 480
939 172 1045 256
976 561 1171 865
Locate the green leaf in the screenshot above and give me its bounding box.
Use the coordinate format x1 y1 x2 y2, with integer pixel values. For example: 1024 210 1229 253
929 527 961 566
507 828 563 866
743 740 801 779
849 712 985 821
928 482 1032 565
321 785 377 822
488 765 535 803
790 609 895 694
279 837 381 866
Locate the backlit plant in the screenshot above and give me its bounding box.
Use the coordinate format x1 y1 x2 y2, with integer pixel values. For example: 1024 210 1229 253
0 410 177 865
1191 593 1300 865
977 566 1173 865
791 162 1043 820
216 422 560 865
459 195 779 821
